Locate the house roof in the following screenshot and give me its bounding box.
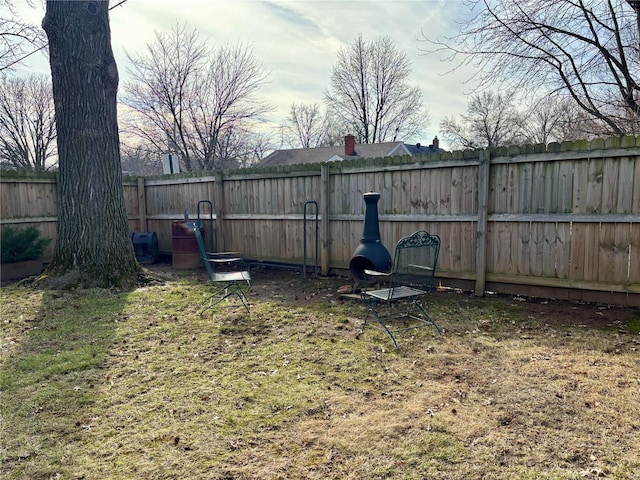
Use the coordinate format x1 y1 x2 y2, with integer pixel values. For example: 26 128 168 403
259 139 445 167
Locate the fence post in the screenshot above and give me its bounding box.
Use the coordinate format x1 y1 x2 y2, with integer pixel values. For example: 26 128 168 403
213 173 224 252
320 163 330 275
475 149 490 296
137 177 147 232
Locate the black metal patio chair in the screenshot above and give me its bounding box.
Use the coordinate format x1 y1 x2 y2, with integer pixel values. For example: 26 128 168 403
193 225 251 315
360 230 442 348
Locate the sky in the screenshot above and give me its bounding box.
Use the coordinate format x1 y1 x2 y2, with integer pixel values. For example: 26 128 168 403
8 0 480 151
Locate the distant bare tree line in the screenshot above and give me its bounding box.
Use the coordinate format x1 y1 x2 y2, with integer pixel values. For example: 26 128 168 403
439 91 603 150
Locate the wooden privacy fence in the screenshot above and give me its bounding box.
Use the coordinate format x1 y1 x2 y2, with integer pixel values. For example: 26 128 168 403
1 136 639 305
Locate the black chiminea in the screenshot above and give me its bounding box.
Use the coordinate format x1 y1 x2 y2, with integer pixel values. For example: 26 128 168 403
349 192 392 288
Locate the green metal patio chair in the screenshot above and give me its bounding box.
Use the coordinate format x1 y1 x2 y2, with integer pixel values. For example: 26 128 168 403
193 225 251 314
360 230 442 348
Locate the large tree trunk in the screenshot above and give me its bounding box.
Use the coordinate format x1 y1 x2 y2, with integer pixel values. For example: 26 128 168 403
42 1 139 288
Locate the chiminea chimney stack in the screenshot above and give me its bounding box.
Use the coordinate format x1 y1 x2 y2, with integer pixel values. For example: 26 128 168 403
344 134 355 156
432 136 439 150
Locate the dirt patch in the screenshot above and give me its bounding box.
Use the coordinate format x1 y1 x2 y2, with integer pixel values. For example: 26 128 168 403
145 260 638 331
430 290 638 330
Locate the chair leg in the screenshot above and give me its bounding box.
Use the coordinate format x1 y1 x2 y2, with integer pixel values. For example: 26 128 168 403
361 297 441 348
234 286 250 313
411 300 442 334
363 299 399 349
199 282 250 316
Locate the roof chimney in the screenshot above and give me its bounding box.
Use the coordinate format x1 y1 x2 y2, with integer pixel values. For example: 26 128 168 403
344 134 355 156
432 136 439 150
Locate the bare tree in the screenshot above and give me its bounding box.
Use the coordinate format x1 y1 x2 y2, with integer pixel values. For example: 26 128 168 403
283 102 350 148
0 74 57 170
325 34 429 144
518 95 604 144
122 22 272 171
213 125 274 168
42 0 139 288
440 91 524 149
421 0 639 136
120 143 162 176
442 91 602 148
240 130 275 165
285 103 325 148
518 96 566 145
554 101 611 140
0 0 47 71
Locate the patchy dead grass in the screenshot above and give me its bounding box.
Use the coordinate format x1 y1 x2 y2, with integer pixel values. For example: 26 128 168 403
1 269 639 480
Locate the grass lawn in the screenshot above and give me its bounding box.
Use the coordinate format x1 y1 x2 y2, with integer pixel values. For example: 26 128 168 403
1 268 639 479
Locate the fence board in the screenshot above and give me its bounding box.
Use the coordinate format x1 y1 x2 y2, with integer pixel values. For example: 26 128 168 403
457 221 473 273
615 157 634 213
450 166 463 215
507 163 519 213
572 160 589 213
530 222 545 277
557 160 574 213
506 222 520 275
400 170 411 214
586 159 604 214
462 165 477 214
425 168 438 214
630 223 640 284
632 158 640 213
341 173 351 215
123 184 139 220
597 222 618 284
447 221 461 272
517 221 531 276
531 161 546 213
410 169 421 215
601 157 620 214
555 222 570 280
547 161 560 213
441 167 453 214
490 163 507 213
542 222 556 277
519 162 532 213
583 223 601 282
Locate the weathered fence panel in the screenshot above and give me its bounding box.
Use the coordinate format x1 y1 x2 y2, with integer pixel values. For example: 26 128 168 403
2 137 639 305
220 172 322 262
0 176 58 258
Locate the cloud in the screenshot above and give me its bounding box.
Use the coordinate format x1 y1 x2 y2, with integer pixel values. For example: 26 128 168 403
260 1 326 37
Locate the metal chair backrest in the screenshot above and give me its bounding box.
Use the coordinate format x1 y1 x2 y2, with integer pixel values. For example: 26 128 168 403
193 225 215 279
391 230 440 292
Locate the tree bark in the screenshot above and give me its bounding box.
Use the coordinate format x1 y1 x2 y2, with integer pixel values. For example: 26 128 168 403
42 0 139 288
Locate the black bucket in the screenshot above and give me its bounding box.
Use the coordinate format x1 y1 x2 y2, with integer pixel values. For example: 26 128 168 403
131 232 159 264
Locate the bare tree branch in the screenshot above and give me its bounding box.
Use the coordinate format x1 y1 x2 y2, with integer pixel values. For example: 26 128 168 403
0 0 47 71
420 0 639 135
